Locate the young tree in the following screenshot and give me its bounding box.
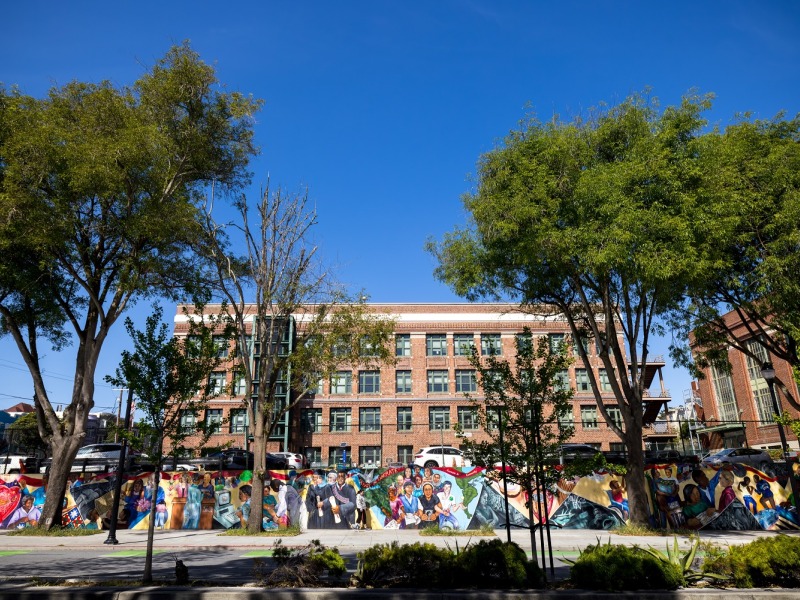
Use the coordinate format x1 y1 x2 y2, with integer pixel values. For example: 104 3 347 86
429 92 713 524
201 182 396 530
105 304 222 584
0 42 261 529
458 330 574 568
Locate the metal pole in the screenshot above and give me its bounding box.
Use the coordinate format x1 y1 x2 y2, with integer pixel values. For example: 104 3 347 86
104 387 133 545
764 375 800 512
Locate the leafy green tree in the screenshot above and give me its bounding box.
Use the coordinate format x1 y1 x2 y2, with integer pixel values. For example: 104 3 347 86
0 42 261 529
457 330 574 558
200 181 396 530
5 412 50 456
429 92 713 524
672 115 800 409
105 303 222 583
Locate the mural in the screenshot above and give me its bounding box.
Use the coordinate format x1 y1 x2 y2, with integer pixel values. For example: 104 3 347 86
1 462 797 531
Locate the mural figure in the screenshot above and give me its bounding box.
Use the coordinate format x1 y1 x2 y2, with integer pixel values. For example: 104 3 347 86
306 471 334 529
329 470 357 528
437 480 463 530
182 482 202 529
738 476 757 513
400 480 419 528
418 482 441 529
8 494 40 528
235 484 252 528
608 479 629 519
753 474 776 510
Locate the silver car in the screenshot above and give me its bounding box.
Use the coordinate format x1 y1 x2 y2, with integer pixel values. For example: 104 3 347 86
701 447 774 473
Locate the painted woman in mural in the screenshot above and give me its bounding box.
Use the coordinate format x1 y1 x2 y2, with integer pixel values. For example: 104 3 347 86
418 483 441 529
738 476 757 514
305 471 334 529
717 470 737 512
608 479 628 520
182 482 202 529
400 480 419 528
7 495 40 528
437 481 463 530
123 478 150 528
681 483 717 529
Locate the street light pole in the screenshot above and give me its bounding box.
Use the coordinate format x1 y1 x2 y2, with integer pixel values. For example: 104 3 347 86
104 386 133 545
760 362 800 512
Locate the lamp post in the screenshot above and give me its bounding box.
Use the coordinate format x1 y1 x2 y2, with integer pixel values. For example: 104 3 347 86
104 386 133 545
760 362 800 512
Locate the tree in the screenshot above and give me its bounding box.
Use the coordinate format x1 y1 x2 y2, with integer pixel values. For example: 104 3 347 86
6 412 51 456
457 330 574 571
429 92 713 524
672 114 800 409
106 303 221 583
0 42 261 529
201 181 396 530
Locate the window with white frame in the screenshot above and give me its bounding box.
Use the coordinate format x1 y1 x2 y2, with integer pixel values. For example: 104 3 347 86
301 408 322 433
481 333 502 356
453 334 475 356
330 371 352 394
426 334 448 356
206 409 223 433
429 407 450 430
358 370 381 394
397 407 413 431
395 370 412 393
359 407 381 432
711 365 738 422
427 370 449 393
395 334 411 357
744 339 774 424
457 406 479 430
455 369 477 393
580 405 598 429
329 408 351 432
229 409 248 433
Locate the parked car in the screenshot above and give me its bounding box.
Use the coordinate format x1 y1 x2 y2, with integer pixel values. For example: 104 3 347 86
39 443 148 474
198 449 254 470
557 444 604 464
701 448 774 473
0 455 33 475
645 449 700 465
269 451 305 469
413 446 469 468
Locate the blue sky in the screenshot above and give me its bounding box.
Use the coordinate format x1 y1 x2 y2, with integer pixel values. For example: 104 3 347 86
2 1 799 416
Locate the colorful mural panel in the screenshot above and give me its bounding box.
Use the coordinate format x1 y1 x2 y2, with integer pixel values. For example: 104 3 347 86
1 462 797 531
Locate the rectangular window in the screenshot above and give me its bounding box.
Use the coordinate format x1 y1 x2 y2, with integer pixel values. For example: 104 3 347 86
179 410 197 433
395 334 411 357
359 335 379 357
426 334 447 356
607 406 623 429
359 407 381 432
301 408 322 433
458 406 479 430
213 336 229 359
304 447 322 466
397 445 414 465
429 407 450 430
711 365 738 422
332 335 351 357
599 369 613 392
305 372 323 395
329 408 351 432
359 446 381 466
358 370 381 394
233 376 247 396
557 407 575 429
395 370 412 394
575 369 591 392
515 332 533 353
455 369 477 393
453 334 475 356
744 339 773 423
549 333 566 354
206 409 222 434
329 447 348 466
554 369 570 392
573 335 590 357
397 407 413 431
229 409 249 433
481 333 502 356
427 370 449 393
330 371 352 394
209 371 226 395
580 406 598 429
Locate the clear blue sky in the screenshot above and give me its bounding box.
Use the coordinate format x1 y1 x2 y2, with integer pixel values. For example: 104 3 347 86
2 1 799 416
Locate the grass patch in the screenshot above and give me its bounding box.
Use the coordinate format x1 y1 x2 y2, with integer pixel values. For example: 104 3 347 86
419 523 495 537
8 527 105 537
102 549 167 557
0 550 32 556
611 523 695 537
219 524 301 537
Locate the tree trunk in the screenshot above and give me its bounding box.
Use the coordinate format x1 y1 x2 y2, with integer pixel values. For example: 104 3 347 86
623 433 650 525
247 410 266 531
143 437 164 584
39 436 83 529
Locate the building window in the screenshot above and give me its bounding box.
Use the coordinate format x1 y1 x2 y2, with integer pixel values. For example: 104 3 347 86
429 407 450 431
427 370 449 393
233 376 247 396
395 334 411 357
229 409 249 433
397 407 413 431
549 333 566 355
358 370 381 394
481 333 502 356
359 407 381 432
458 406 479 430
359 446 381 466
453 334 475 356
607 406 623 429
304 447 322 466
209 371 226 395
179 410 197 433
329 447 348 466
304 372 323 395
515 332 533 353
329 408 351 432
332 335 351 357
557 407 574 429
330 371 352 395
599 369 613 392
580 406 598 429
711 365 738 422
573 335 590 357
554 369 570 392
301 408 322 433
744 339 773 424
609 442 626 453
206 409 222 433
575 369 591 392
395 370 412 394
426 334 447 356
213 336 229 359
455 369 477 393
359 335 379 357
397 445 414 465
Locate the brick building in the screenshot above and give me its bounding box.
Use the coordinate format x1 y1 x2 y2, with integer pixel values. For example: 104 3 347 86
173 303 674 466
692 309 800 452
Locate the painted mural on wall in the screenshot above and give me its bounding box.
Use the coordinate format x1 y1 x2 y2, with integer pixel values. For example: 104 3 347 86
1 462 797 531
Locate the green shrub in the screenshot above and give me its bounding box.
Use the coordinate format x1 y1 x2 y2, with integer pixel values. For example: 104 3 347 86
569 542 684 591
354 541 455 588
703 535 800 588
455 539 542 588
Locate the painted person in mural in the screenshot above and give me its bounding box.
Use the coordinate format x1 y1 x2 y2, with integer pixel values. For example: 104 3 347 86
306 471 334 529
329 469 357 528
418 482 442 529
400 480 419 528
7 495 40 528
681 483 717 529
437 481 463 530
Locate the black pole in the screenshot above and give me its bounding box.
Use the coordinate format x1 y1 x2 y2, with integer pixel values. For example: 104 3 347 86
497 407 511 543
104 387 133 545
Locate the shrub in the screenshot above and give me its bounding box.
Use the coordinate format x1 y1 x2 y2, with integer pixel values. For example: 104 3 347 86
455 539 542 589
569 542 684 591
354 541 455 588
703 535 800 588
256 539 346 587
